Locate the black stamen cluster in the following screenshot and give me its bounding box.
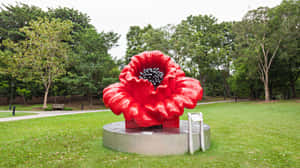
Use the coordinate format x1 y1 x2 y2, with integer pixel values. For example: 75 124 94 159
139 68 164 88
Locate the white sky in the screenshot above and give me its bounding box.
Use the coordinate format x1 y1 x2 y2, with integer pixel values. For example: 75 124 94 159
0 0 282 59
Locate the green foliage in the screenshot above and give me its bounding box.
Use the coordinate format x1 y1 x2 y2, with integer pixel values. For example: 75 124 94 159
1 17 73 108
0 4 120 104
0 3 46 44
16 87 31 103
232 0 300 100
44 106 72 111
125 15 234 97
43 107 53 111
0 1 299 102
48 7 92 32
2 17 73 81
62 27 120 100
271 0 300 98
63 107 73 111
0 75 9 97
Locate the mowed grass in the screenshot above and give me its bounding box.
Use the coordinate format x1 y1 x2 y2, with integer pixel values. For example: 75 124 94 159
0 112 36 118
0 104 44 111
0 101 299 168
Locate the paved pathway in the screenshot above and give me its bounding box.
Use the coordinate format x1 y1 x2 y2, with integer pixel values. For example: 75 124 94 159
0 100 244 122
0 109 110 122
197 100 234 105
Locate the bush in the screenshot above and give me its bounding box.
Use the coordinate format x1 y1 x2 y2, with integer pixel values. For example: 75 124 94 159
44 107 53 111
63 107 72 111
43 106 72 111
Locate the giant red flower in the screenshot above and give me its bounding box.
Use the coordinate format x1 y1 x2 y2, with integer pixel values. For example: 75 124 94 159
103 51 203 128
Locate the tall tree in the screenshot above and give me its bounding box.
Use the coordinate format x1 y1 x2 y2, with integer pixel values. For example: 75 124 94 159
48 7 91 32
0 3 46 104
272 0 300 98
234 7 284 101
0 3 46 45
172 15 231 97
63 27 119 104
125 25 154 63
1 17 73 108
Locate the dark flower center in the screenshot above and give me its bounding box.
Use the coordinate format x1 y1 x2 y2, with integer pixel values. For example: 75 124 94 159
139 68 164 88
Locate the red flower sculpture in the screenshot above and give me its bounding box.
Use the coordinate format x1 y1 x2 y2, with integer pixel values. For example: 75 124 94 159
103 51 203 128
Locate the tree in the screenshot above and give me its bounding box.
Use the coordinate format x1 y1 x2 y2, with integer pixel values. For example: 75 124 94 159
63 27 119 104
48 7 92 33
1 17 73 108
209 22 235 98
48 7 93 49
0 3 46 45
230 54 264 99
0 3 46 104
234 7 284 101
16 87 31 104
272 0 300 98
171 15 233 97
125 25 151 63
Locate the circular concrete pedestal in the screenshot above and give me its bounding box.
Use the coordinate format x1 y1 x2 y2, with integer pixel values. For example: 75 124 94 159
103 120 210 155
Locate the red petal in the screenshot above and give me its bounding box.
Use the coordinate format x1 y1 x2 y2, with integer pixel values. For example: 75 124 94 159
165 99 181 118
125 103 140 120
128 56 142 75
103 83 133 116
134 110 161 127
175 77 202 102
172 94 195 109
103 83 124 106
154 101 169 118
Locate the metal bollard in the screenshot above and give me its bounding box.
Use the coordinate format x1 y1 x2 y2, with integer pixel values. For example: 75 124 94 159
12 106 16 116
9 104 12 110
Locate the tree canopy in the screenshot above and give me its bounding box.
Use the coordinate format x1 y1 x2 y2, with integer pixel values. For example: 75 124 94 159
0 1 299 105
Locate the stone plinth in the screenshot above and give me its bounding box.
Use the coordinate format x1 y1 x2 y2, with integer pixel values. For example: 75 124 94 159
103 120 210 155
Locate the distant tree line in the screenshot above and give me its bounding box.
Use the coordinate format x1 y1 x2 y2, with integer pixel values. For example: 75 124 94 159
0 4 120 108
0 0 299 108
124 0 300 101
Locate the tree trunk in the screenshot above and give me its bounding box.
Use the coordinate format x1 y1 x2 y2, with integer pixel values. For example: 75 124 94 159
22 95 26 105
264 72 270 101
223 74 226 100
9 78 14 106
269 84 273 100
222 71 231 99
89 95 93 106
290 81 296 98
43 87 50 109
199 75 206 98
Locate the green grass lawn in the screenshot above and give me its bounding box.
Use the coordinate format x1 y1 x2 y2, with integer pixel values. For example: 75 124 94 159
0 104 44 111
0 101 299 168
0 112 36 118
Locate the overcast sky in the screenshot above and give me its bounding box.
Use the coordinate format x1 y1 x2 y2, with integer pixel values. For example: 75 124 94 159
0 0 282 58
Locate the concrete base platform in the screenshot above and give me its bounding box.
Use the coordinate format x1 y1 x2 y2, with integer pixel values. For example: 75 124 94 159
103 120 210 155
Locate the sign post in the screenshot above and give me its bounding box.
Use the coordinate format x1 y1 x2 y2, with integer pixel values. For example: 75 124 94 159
188 112 205 154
